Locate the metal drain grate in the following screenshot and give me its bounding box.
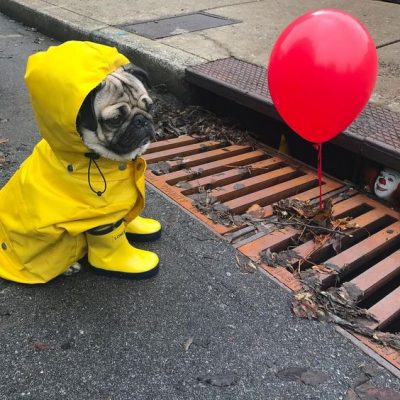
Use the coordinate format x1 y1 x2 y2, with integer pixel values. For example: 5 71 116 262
239 195 400 327
145 135 344 235
118 13 239 39
186 58 400 169
145 134 400 371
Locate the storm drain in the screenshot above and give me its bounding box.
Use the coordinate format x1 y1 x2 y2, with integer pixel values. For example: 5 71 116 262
144 134 400 371
186 58 400 170
118 13 239 39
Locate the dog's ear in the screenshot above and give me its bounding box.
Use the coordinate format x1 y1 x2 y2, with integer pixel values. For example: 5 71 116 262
123 63 151 88
76 85 100 134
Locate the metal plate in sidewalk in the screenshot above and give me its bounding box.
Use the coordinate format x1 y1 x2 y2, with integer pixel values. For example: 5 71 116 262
119 13 239 39
144 134 400 372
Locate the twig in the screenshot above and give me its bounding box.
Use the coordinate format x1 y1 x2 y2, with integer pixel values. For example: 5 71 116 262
275 221 354 237
298 224 308 242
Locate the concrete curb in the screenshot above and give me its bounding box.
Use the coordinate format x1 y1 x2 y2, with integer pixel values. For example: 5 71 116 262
0 0 207 101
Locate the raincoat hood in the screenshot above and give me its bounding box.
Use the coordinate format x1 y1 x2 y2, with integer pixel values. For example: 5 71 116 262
25 41 130 157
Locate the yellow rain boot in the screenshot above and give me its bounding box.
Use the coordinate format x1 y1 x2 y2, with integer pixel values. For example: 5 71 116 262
86 220 159 279
125 215 162 242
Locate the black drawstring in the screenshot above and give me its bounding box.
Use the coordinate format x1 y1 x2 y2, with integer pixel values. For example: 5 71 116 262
85 152 107 196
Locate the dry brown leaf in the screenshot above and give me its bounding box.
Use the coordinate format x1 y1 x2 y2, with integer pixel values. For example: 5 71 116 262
311 264 334 274
246 204 264 219
352 383 400 400
294 292 313 302
236 252 258 273
291 206 306 218
276 367 329 386
292 298 321 320
273 198 333 225
331 217 358 231
313 234 330 246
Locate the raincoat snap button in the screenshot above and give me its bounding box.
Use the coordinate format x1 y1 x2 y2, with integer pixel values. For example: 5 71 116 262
67 164 73 172
118 163 126 171
1 242 7 250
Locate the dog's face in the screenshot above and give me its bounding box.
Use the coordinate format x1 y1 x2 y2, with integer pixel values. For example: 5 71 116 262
76 64 155 161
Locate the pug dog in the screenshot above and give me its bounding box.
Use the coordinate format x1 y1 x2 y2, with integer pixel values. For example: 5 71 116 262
63 64 155 276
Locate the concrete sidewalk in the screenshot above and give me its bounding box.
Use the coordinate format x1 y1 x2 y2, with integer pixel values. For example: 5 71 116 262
0 0 399 110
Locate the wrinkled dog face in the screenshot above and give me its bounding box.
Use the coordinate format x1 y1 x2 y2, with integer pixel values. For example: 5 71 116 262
77 64 155 161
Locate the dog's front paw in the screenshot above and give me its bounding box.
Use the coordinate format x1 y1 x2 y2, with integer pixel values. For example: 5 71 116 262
63 262 82 276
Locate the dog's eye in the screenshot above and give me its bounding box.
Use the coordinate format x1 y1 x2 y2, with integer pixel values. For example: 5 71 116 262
107 114 123 126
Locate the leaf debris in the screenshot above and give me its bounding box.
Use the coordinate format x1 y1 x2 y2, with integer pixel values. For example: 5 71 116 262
292 280 400 350
152 93 251 145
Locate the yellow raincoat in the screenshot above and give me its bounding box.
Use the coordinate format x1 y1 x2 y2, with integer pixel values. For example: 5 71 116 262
0 41 146 284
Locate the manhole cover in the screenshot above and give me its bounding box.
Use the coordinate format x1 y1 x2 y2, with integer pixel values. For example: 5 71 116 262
144 134 400 372
118 12 239 39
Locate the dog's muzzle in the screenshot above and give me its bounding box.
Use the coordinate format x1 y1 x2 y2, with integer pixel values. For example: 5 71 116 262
109 114 155 155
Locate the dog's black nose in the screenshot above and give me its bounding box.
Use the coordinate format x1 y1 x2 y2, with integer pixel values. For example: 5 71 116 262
133 114 148 128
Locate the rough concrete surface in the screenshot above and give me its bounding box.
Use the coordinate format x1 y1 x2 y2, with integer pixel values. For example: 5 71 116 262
160 0 400 63
373 42 400 111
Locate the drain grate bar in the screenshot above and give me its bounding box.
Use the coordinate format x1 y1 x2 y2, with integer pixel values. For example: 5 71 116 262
223 174 318 214
180 157 284 195
253 181 344 222
238 228 298 261
163 150 267 185
349 250 400 301
368 286 400 330
331 194 400 219
144 140 221 163
288 182 346 205
146 135 198 154
331 195 374 218
164 144 252 172
204 166 299 203
316 221 400 288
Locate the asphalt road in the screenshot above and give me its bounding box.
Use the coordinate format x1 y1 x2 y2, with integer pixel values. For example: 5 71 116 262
1 12 400 400
0 14 55 186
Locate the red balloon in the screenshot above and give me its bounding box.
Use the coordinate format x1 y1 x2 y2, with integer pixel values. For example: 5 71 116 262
267 9 378 143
